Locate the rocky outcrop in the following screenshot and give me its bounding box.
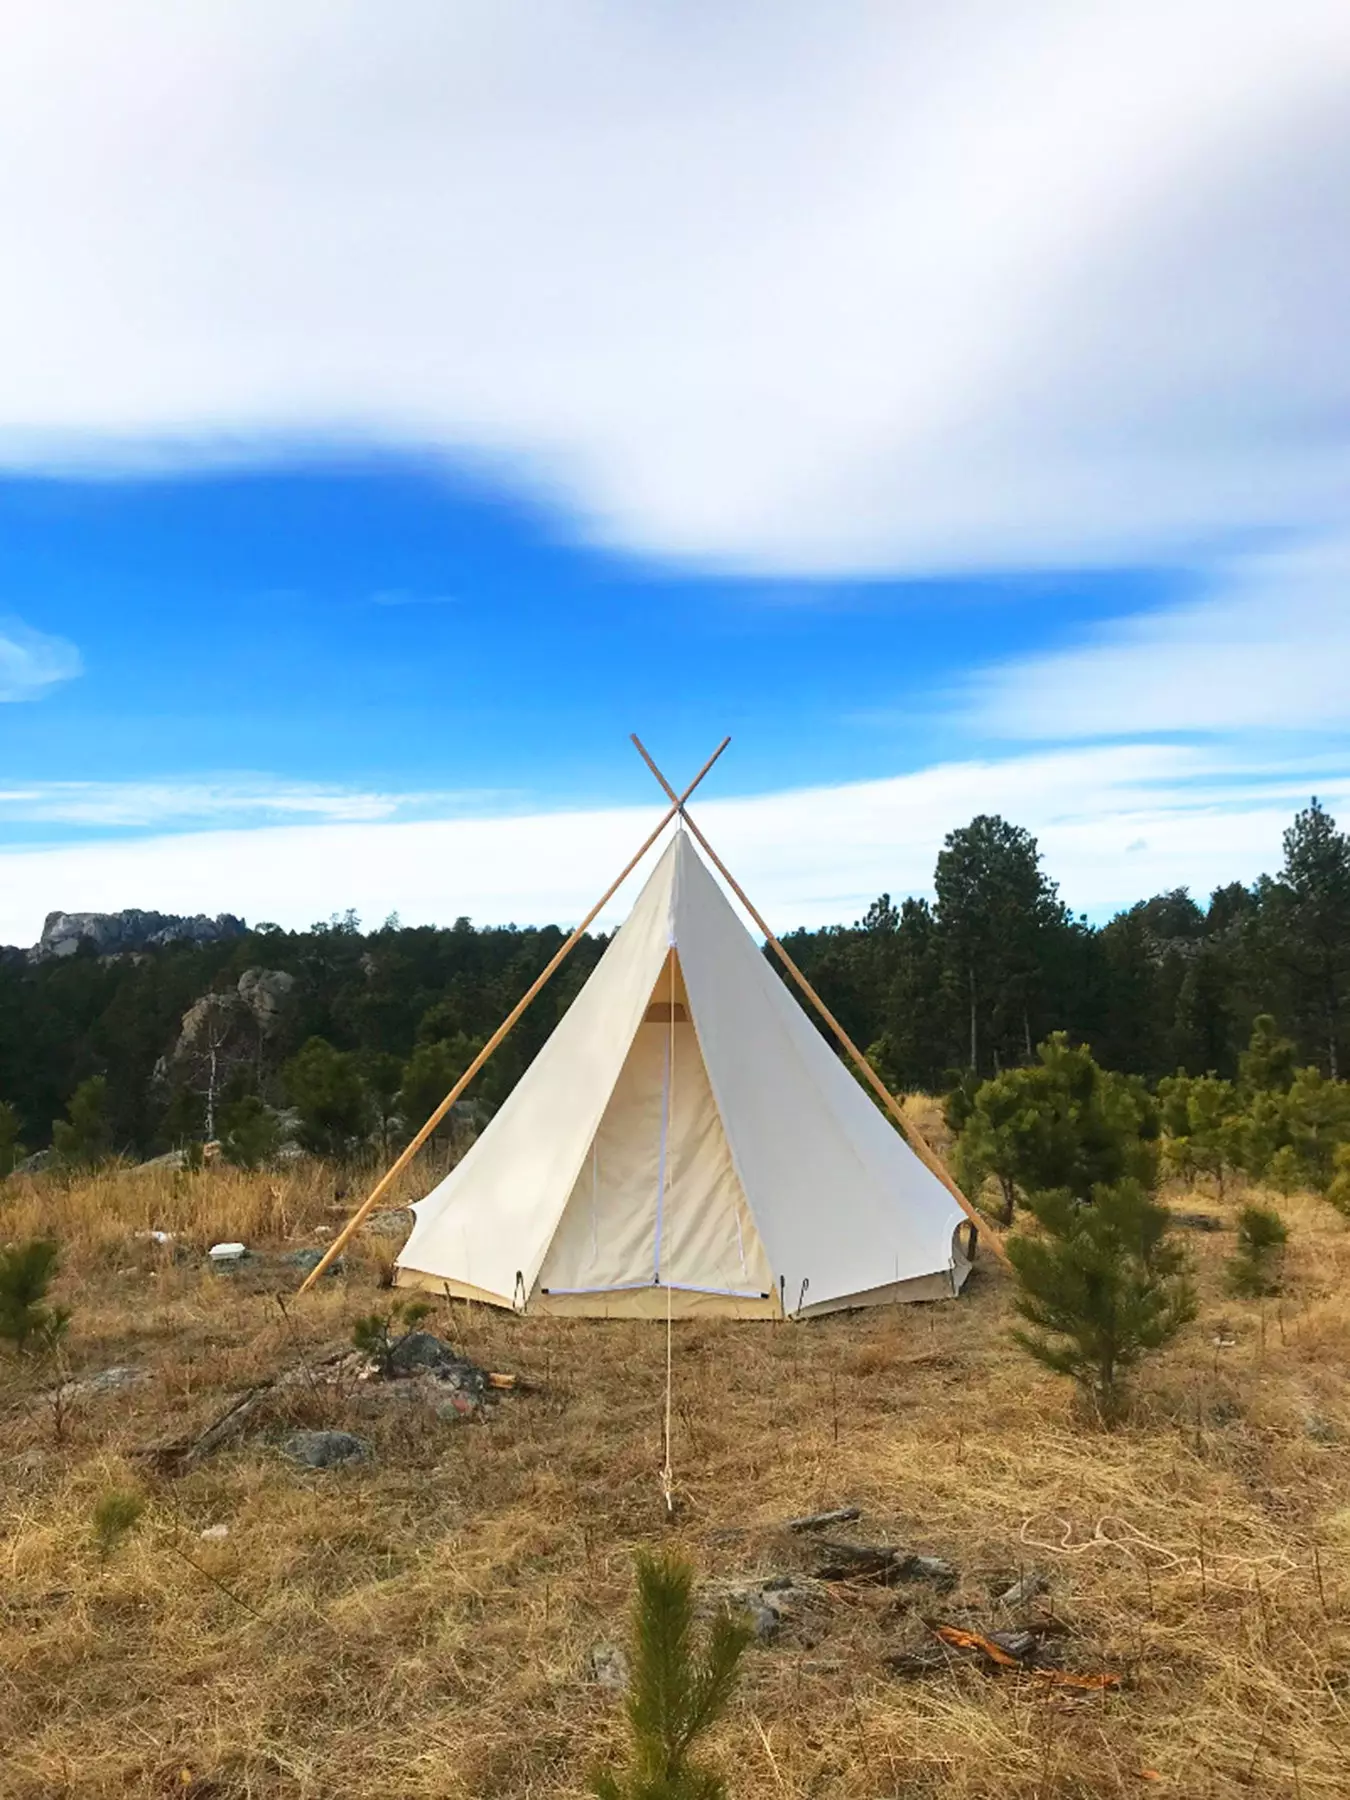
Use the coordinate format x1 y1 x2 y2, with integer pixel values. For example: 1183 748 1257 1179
237 967 296 1032
30 909 246 962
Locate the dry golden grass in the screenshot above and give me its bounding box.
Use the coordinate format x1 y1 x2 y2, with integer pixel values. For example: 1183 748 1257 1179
2 1162 1349 1799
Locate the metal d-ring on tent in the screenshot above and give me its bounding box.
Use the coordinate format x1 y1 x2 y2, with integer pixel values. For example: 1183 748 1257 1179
299 736 1000 1309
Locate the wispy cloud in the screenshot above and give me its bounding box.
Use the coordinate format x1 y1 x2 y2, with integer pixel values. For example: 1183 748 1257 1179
0 617 82 702
0 778 505 832
0 7 1345 575
961 535 1350 741
2 740 1344 947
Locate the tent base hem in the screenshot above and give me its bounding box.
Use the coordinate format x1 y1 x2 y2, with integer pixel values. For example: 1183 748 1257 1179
394 1258 971 1316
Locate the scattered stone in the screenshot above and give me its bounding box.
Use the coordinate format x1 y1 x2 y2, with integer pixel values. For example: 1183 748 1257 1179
383 1332 486 1397
787 1506 862 1533
812 1541 901 1582
702 1574 830 1646
1211 1334 1238 1349
586 1642 629 1690
50 1366 148 1404
996 1571 1049 1609
281 1429 370 1469
894 1554 959 1589
199 1523 230 1541
365 1208 412 1237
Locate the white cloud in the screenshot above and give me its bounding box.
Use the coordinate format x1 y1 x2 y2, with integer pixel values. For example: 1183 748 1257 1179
0 4 1346 573
0 777 500 830
2 741 1343 947
0 618 82 702
964 535 1350 738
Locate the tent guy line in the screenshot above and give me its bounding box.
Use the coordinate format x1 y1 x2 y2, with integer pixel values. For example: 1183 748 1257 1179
627 733 1002 1263
296 735 730 1293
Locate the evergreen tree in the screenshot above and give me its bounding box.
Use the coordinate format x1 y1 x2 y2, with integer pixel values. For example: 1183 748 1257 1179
1273 799 1350 1078
0 1238 71 1357
218 1094 283 1170
0 1099 25 1176
282 1038 372 1157
1226 1205 1288 1298
954 1033 1158 1225
934 815 1067 1075
1238 1014 1297 1097
1008 1180 1196 1425
591 1551 751 1800
52 1075 112 1169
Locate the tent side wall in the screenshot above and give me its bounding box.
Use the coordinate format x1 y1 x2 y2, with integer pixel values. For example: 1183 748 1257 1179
671 837 967 1311
393 842 680 1304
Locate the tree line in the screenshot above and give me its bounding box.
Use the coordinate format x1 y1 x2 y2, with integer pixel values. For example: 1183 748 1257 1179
0 797 1346 1165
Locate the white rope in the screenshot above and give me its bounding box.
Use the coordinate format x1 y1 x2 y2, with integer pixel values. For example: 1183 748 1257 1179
660 936 677 1517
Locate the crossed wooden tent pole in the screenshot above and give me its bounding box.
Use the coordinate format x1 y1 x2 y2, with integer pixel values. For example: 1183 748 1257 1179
299 734 999 1296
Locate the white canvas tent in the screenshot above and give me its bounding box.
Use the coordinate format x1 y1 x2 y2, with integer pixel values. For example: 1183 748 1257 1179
394 829 973 1317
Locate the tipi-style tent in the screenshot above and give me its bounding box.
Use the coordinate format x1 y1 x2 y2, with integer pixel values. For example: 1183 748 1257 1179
302 735 988 1314
394 829 972 1317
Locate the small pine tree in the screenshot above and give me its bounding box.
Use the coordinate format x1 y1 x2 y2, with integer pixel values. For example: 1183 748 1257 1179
0 1238 72 1357
1238 1014 1297 1097
591 1551 752 1800
1327 1144 1350 1218
351 1299 433 1377
1226 1204 1289 1298
219 1094 282 1170
1008 1180 1196 1426
92 1489 145 1560
52 1074 112 1170
0 1100 26 1177
1265 1144 1304 1197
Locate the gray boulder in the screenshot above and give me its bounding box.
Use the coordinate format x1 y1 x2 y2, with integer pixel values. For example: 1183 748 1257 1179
236 967 296 1033
281 1430 370 1468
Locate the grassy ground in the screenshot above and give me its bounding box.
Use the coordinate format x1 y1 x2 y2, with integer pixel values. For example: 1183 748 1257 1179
2 1156 1349 1799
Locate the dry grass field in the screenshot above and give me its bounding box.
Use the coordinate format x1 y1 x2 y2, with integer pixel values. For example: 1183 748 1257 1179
2 1152 1349 1800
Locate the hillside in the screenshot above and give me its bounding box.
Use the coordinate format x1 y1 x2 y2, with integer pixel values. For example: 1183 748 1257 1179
3 798 1347 1167
2 1161 1347 1799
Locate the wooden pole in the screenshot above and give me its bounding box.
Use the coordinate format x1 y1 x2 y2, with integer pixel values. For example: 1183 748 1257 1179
629 734 1007 1264
297 736 732 1293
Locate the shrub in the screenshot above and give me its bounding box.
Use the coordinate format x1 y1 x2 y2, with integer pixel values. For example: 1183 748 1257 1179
591 1550 752 1800
1226 1204 1289 1298
1326 1144 1350 1218
219 1094 282 1170
52 1075 112 1170
92 1490 145 1560
955 1033 1158 1226
1008 1179 1196 1426
352 1299 433 1377
0 1238 72 1358
283 1038 372 1158
0 1100 25 1177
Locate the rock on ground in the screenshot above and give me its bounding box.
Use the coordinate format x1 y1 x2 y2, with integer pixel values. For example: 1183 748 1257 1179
280 1430 370 1469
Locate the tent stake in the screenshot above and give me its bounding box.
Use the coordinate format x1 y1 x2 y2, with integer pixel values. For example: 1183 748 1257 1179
629 734 1008 1265
297 735 731 1294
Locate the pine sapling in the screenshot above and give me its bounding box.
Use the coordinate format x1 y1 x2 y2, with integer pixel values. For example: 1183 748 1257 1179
92 1489 145 1560
0 1238 72 1358
1227 1204 1289 1298
592 1550 752 1800
351 1299 433 1377
1008 1179 1196 1426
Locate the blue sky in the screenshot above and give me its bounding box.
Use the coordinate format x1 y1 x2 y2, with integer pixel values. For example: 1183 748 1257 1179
1 6 1348 941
